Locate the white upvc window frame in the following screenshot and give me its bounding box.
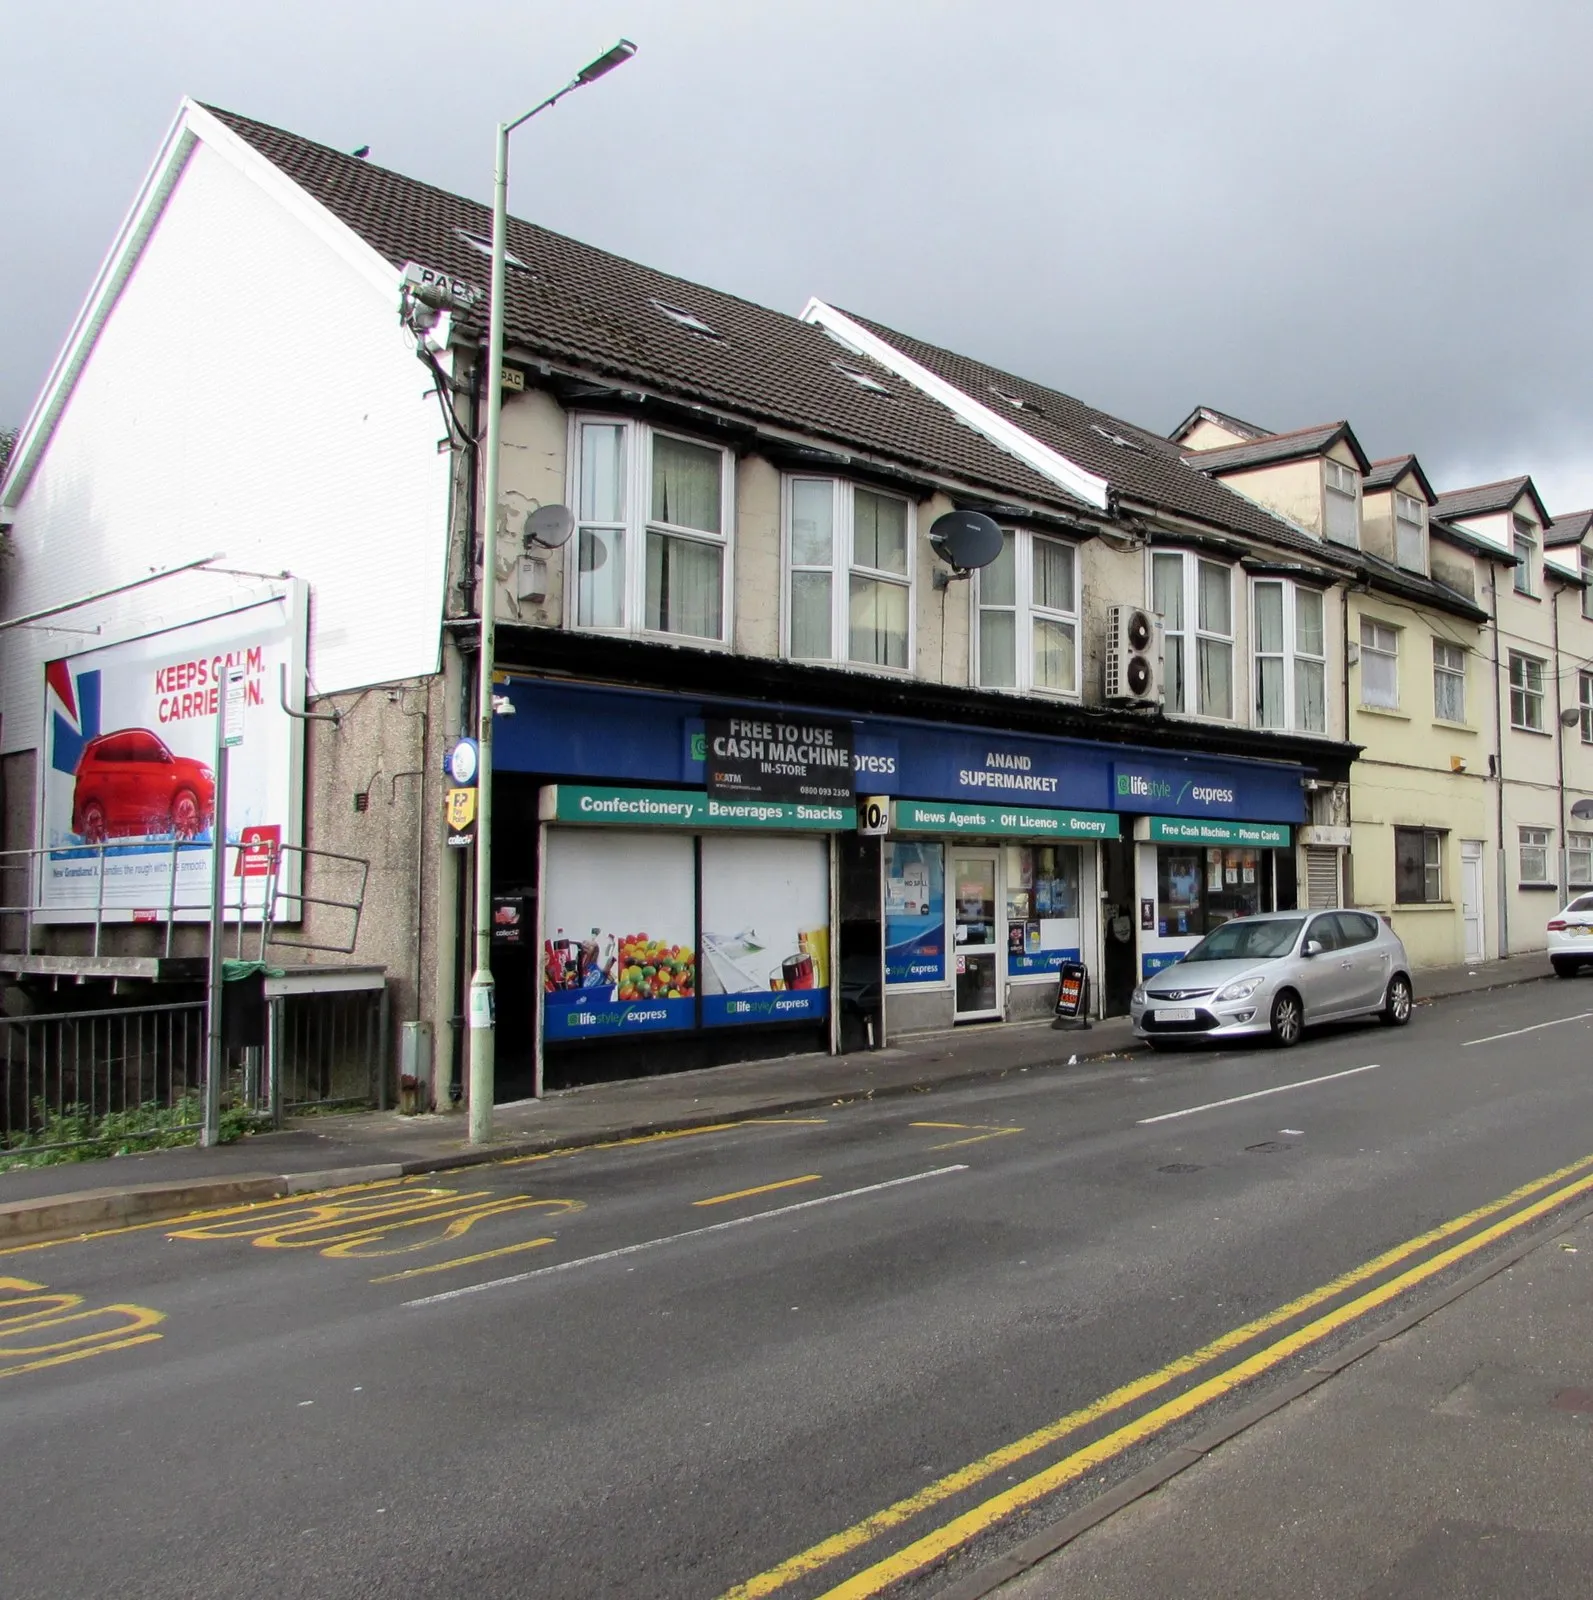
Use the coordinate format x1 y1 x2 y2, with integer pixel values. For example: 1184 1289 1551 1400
1519 826 1552 886
973 529 1082 697
1508 650 1546 732
1580 670 1593 744
1512 513 1538 597
1433 639 1468 724
1151 550 1234 721
1569 830 1593 889
1582 547 1593 621
1250 578 1327 732
780 476 916 673
566 414 735 645
1360 618 1400 710
1394 490 1427 574
1324 458 1361 546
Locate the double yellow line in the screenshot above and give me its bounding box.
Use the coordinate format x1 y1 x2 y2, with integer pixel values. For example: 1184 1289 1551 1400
721 1150 1593 1600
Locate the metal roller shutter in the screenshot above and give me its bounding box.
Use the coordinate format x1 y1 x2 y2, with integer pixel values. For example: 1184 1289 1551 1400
1305 847 1340 909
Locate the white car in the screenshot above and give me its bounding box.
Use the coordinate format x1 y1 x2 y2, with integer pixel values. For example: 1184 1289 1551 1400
1547 895 1593 977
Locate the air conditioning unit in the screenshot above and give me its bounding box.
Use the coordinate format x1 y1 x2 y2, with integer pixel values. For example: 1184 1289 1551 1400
1104 604 1163 705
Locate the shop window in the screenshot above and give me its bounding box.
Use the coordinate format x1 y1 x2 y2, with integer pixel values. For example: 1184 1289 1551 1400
1394 826 1444 904
1569 831 1593 889
1003 844 1082 975
1156 845 1266 939
1153 552 1233 719
571 418 733 642
976 531 1080 695
1252 579 1325 732
1519 826 1552 885
1360 619 1399 709
1433 641 1467 724
784 478 913 670
1508 652 1545 732
884 841 945 984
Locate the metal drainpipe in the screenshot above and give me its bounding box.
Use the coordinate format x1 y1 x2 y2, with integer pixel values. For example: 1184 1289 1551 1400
1489 568 1508 957
1553 585 1568 900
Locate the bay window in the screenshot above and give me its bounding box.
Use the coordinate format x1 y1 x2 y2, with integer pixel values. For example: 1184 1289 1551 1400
785 479 913 670
572 418 732 641
1252 579 1326 732
1153 552 1233 718
976 531 1080 694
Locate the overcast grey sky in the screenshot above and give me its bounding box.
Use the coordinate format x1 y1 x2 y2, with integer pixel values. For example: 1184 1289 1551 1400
6 0 1593 508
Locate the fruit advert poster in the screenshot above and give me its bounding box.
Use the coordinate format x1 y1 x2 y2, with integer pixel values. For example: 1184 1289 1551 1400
36 591 306 920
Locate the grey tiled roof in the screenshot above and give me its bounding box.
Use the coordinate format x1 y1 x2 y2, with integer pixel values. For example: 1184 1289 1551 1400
1432 475 1552 528
843 312 1339 557
1362 454 1436 502
1358 549 1489 622
209 106 1335 556
1545 510 1593 547
1182 422 1370 475
1430 517 1519 563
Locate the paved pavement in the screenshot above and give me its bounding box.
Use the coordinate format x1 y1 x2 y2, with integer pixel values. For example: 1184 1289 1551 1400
0 949 1555 1228
2 967 1592 1600
988 1214 1593 1600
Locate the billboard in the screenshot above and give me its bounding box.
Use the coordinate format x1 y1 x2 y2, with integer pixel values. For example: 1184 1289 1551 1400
37 589 307 921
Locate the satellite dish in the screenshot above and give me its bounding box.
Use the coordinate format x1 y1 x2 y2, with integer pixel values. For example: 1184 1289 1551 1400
1572 798 1593 821
524 503 575 549
929 510 1004 575
1561 707 1582 729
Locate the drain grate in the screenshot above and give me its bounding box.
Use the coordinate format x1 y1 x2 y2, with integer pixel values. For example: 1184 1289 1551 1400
1245 1140 1292 1153
1158 1162 1203 1174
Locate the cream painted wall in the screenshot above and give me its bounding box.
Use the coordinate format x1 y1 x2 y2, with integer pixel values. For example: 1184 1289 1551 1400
1180 418 1252 451
1216 457 1326 535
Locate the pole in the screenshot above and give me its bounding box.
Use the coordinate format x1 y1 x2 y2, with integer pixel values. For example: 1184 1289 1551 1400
202 718 230 1147
468 119 511 1144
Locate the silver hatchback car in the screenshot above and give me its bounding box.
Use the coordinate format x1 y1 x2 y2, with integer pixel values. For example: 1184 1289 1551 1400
1131 909 1414 1049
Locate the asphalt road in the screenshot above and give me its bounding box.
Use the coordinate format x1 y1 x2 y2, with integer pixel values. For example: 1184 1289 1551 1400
5 978 1593 1600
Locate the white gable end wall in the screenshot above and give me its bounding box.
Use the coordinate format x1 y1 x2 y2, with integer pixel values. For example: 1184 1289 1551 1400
0 129 451 757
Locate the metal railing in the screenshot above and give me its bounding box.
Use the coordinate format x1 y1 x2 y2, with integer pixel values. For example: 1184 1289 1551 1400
1 988 389 1159
0 839 370 959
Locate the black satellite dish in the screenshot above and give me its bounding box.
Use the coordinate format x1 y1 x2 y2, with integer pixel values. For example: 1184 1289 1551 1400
929 510 1004 580
1572 798 1593 822
523 503 575 550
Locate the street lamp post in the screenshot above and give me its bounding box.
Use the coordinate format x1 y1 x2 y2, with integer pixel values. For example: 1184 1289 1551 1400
469 38 637 1144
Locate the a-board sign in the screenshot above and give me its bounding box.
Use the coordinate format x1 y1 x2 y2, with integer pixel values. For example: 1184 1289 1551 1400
1054 961 1088 1020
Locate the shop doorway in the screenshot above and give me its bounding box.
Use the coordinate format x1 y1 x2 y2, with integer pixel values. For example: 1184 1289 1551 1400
951 850 1002 1020
1100 837 1138 1016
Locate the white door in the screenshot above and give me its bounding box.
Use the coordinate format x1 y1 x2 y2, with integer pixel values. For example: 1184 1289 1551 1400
1461 841 1485 962
951 851 1002 1020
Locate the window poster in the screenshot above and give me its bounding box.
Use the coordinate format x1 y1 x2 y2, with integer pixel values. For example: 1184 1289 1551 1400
700 836 830 1027
885 840 945 984
542 831 697 1040
1006 844 1081 975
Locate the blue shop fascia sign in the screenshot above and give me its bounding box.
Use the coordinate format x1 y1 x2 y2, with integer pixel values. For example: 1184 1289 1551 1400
495 680 1307 824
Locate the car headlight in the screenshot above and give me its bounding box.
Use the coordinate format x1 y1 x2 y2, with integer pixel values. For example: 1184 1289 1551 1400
1131 985 1146 1007
1215 977 1264 1003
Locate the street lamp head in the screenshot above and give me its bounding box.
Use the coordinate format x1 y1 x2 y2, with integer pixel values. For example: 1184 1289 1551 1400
575 38 637 84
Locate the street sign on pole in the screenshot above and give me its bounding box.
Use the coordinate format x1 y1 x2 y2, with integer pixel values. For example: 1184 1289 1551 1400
222 664 247 747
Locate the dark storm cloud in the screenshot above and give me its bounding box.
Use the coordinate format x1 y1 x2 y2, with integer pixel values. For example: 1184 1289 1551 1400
5 0 1593 506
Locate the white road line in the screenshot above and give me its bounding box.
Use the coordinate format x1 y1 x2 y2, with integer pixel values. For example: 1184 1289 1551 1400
1135 1064 1381 1125
1462 1010 1593 1047
404 1164 970 1308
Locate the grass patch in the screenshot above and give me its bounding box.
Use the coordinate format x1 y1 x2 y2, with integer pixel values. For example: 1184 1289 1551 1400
0 1095 268 1171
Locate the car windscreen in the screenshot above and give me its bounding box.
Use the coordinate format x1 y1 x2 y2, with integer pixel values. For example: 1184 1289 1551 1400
1182 918 1305 962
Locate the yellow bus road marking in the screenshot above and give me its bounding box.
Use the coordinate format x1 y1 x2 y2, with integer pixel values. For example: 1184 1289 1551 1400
170 1190 583 1259
370 1236 556 1284
909 1122 1023 1150
808 1162 1593 1599
718 1148 1593 1600
0 1276 165 1382
695 1176 822 1208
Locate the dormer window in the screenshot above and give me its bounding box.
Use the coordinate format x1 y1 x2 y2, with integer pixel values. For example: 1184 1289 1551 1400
1512 514 1537 597
1394 491 1426 573
1581 547 1593 621
1324 460 1359 545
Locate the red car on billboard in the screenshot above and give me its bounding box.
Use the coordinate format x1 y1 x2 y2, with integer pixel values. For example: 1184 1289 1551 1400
71 728 216 841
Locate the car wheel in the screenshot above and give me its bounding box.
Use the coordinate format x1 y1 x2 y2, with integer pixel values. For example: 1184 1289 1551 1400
79 800 107 844
170 789 202 838
1380 973 1413 1026
1270 990 1303 1048
1553 957 1580 979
